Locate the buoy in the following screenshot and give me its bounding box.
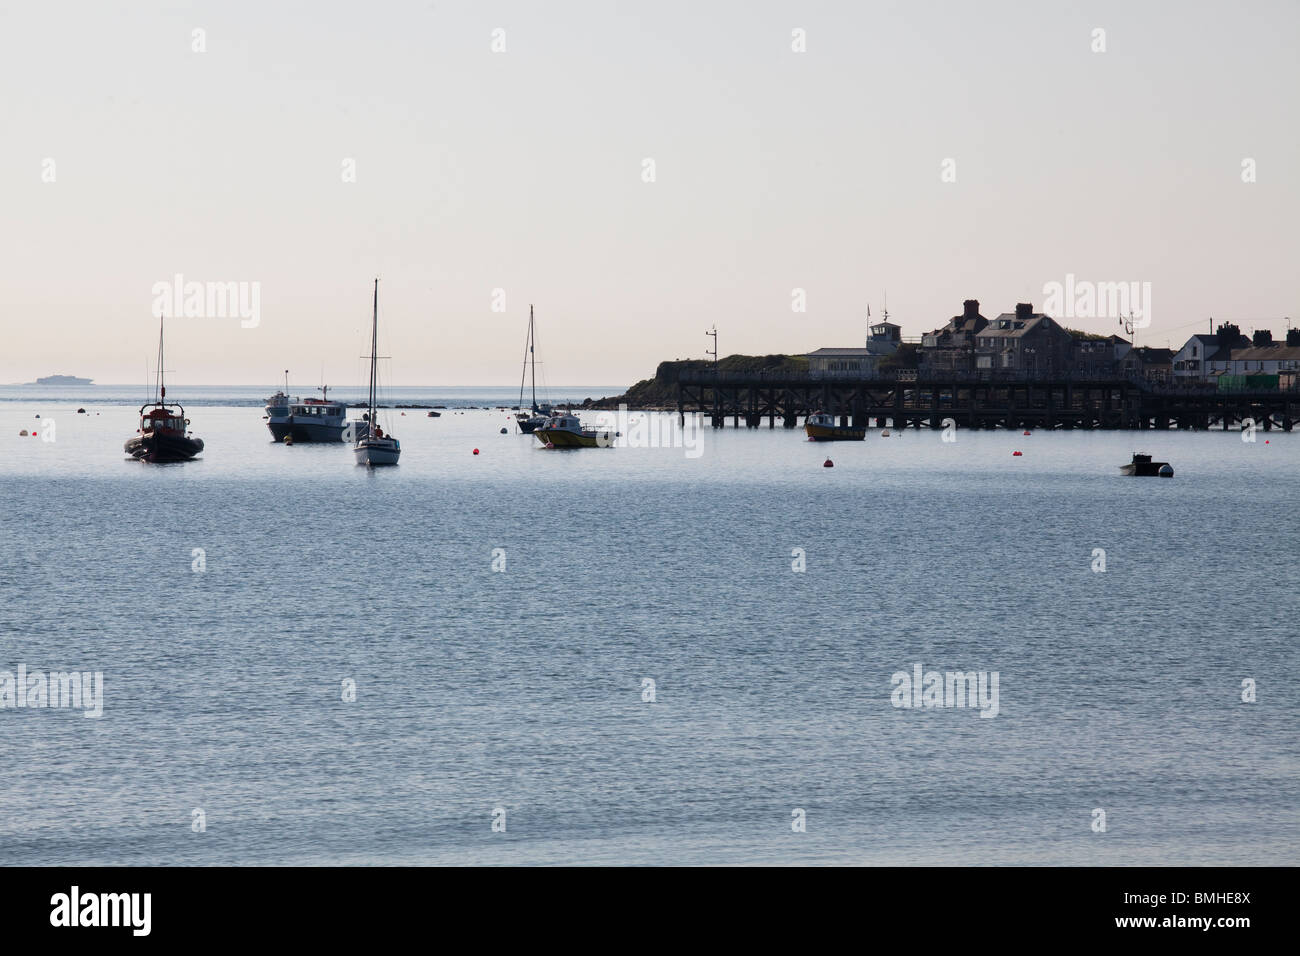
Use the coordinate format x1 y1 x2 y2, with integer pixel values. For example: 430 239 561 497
473 448 480 455
499 427 507 434
1023 430 1031 436
881 429 890 437
34 414 40 419
544 442 554 449
19 430 28 436
77 408 86 414
823 458 834 468
284 435 294 445
1158 464 1174 477
1013 450 1023 456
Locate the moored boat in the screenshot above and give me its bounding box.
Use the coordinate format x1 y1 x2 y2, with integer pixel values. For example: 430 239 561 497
124 318 203 462
515 305 553 433
354 279 401 467
1120 453 1173 477
534 411 615 448
266 381 367 443
804 411 865 441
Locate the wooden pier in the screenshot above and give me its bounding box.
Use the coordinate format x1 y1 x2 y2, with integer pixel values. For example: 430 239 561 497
675 371 1300 431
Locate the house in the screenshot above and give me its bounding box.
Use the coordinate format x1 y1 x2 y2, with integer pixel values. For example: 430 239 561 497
1070 333 1131 377
1122 347 1174 383
1173 324 1252 382
1172 335 1219 381
1218 344 1300 377
972 303 1074 373
805 316 901 376
804 347 880 375
919 299 988 373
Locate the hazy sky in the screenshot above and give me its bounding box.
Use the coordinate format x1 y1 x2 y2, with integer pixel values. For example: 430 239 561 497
2 1 1296 387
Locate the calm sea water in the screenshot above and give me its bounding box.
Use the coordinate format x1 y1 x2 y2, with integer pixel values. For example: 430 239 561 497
1 390 1296 865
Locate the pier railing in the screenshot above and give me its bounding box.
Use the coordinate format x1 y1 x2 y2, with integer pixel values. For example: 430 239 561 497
674 368 1228 394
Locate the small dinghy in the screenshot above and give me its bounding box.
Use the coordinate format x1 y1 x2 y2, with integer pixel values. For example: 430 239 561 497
1120 453 1173 477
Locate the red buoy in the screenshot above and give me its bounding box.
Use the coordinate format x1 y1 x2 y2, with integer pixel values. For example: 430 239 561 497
1012 450 1023 456
1023 430 1031 436
473 448 480 455
823 458 834 468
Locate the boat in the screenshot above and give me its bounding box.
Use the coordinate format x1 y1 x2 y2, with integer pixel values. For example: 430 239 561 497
515 305 553 433
1120 453 1173 477
534 411 615 448
804 411 865 441
124 318 204 463
354 279 401 467
265 373 367 443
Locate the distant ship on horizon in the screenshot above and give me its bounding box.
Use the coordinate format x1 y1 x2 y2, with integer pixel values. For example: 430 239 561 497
30 374 93 385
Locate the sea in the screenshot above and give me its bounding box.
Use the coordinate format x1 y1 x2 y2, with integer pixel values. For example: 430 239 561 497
0 384 1296 865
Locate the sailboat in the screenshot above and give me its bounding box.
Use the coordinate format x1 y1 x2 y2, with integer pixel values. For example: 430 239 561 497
124 317 204 462
515 305 552 433
354 279 401 466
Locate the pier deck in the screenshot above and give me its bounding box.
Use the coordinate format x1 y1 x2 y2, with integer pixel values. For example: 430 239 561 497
675 371 1299 431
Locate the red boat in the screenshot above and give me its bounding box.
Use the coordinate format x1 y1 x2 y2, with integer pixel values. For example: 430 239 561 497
124 317 204 462
125 401 203 462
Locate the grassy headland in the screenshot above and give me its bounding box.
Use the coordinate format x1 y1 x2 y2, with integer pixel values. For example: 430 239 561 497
581 354 809 409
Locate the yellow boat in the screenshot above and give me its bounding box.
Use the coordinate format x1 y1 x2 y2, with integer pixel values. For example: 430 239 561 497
534 412 615 448
804 411 865 441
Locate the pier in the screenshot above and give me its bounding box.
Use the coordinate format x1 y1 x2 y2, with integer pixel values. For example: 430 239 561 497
675 370 1299 431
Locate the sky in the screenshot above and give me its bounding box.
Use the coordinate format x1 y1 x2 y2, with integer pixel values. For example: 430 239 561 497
1 0 1297 387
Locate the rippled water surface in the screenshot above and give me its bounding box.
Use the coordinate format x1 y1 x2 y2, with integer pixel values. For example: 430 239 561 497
1 394 1296 865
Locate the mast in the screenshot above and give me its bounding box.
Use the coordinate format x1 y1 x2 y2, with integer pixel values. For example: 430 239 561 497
530 305 537 411
156 316 166 403
518 309 530 413
369 278 379 424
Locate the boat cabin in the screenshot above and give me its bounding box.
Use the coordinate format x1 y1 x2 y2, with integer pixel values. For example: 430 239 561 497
807 412 836 427
140 405 186 434
291 399 345 419
542 413 583 432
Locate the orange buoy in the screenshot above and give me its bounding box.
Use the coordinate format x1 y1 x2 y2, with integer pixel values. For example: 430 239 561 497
823 458 834 468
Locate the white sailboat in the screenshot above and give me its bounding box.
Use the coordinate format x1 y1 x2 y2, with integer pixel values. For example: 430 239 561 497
354 278 401 466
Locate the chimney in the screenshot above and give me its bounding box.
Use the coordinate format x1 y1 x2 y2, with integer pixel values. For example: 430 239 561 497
1015 303 1033 320
1287 328 1300 347
963 299 980 320
1252 329 1273 347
